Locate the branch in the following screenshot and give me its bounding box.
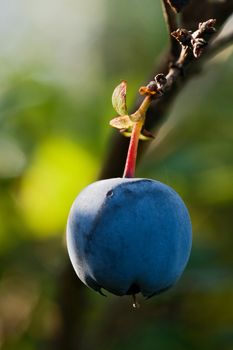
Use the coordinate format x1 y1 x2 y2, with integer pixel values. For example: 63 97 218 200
100 19 219 179
161 0 180 59
47 261 89 350
166 0 191 14
182 0 233 31
99 0 233 179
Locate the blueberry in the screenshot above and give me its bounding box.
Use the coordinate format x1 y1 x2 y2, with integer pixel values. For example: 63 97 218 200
66 177 192 298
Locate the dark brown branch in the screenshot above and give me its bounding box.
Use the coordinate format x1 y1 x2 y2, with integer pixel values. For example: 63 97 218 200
48 260 90 350
161 0 180 59
182 0 233 30
100 19 218 179
167 0 191 13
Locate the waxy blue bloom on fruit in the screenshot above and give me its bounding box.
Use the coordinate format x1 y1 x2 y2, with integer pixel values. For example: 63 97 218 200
67 178 192 297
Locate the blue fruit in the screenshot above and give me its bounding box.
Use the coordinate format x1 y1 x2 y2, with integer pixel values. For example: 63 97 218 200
66 178 192 298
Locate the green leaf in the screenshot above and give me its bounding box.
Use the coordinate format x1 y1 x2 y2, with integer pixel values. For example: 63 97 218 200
112 80 128 116
109 115 133 130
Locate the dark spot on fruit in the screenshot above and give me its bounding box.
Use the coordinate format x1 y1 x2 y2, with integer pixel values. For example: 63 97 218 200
106 190 113 197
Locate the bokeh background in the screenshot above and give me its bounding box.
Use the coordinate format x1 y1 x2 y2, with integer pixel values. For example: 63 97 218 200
0 1 232 349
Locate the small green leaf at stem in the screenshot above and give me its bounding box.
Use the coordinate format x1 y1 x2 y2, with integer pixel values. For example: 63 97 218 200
109 115 133 130
112 80 128 116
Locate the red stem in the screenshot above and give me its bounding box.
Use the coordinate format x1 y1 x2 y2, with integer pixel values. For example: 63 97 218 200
123 122 142 178
122 96 151 178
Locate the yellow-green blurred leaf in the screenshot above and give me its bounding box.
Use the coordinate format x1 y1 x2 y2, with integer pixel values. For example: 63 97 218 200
19 136 98 238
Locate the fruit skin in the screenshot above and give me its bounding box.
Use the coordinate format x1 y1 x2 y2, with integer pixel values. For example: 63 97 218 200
66 178 192 298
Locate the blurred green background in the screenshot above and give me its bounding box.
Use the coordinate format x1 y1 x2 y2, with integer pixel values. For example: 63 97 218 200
0 1 232 349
